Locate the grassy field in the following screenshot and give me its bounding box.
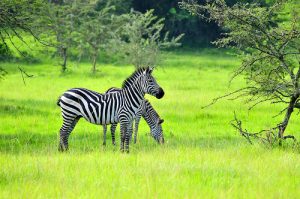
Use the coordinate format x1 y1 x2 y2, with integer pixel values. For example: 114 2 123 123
1 50 300 198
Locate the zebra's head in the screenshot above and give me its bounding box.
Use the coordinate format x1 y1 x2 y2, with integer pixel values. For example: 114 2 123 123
122 67 164 99
142 67 164 99
151 118 164 144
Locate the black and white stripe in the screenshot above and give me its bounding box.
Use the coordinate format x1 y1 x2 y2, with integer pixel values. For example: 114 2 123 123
57 67 164 152
102 87 164 145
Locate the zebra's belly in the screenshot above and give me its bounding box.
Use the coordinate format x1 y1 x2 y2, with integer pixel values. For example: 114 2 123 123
82 115 119 125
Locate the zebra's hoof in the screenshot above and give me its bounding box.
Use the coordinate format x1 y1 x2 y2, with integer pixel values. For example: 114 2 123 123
58 147 63 152
58 143 68 152
58 144 63 152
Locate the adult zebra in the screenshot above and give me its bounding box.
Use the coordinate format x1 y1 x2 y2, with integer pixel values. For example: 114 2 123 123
57 67 164 152
103 87 164 145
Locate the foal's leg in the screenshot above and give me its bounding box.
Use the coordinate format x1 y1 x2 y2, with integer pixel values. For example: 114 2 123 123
134 115 141 144
103 125 107 146
125 121 133 153
120 122 126 152
110 123 117 145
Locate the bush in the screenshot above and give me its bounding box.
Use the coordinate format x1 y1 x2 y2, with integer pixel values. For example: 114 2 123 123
0 43 13 61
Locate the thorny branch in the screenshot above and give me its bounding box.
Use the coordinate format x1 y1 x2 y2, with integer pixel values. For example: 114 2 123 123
231 112 298 146
18 66 33 85
201 87 256 109
180 0 300 143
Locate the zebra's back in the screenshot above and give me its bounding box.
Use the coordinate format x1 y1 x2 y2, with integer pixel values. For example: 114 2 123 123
58 88 121 125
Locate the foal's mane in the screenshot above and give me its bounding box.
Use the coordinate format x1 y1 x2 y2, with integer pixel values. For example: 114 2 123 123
144 99 161 121
122 67 149 88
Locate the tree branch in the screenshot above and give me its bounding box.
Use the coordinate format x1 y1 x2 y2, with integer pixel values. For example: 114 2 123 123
18 66 33 86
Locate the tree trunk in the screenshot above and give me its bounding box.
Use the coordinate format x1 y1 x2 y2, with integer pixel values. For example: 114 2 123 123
278 94 299 138
61 47 67 72
92 52 97 73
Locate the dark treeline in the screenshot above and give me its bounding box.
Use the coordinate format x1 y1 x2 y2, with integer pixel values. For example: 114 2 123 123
131 0 272 47
92 0 273 47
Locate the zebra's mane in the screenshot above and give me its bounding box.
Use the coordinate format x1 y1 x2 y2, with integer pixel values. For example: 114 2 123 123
144 100 161 121
122 67 149 88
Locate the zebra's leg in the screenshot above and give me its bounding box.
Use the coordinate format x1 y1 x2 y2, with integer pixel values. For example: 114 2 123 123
120 122 127 152
59 117 79 151
134 116 141 144
125 121 133 153
103 125 107 146
110 123 117 145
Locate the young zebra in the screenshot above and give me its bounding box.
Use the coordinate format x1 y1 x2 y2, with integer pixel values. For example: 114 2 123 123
57 67 164 152
102 87 164 145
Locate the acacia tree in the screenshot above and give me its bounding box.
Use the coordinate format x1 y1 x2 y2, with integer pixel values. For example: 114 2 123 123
120 9 184 68
47 2 76 72
75 2 119 73
36 1 86 72
0 0 47 52
180 0 300 143
0 0 50 79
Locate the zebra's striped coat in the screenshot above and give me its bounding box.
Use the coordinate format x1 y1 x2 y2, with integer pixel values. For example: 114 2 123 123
57 67 164 152
102 87 164 145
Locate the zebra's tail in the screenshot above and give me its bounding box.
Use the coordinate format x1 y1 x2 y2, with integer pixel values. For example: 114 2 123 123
56 96 61 107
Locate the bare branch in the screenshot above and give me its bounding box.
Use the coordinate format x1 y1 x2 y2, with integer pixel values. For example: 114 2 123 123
18 66 33 86
201 87 254 109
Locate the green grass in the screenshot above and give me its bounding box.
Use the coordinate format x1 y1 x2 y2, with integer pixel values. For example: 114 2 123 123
1 50 300 198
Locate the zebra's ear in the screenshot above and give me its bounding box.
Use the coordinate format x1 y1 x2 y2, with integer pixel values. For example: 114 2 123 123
158 119 164 124
148 66 154 73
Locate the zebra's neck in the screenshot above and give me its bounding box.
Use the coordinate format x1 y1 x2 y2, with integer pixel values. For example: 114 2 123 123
143 106 158 130
122 76 145 109
144 113 156 131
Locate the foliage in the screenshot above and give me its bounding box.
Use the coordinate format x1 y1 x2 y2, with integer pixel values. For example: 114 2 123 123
0 43 12 61
0 0 49 55
131 0 219 47
41 2 77 72
131 0 273 47
0 67 7 80
180 0 300 141
73 1 122 73
120 9 184 68
98 0 133 14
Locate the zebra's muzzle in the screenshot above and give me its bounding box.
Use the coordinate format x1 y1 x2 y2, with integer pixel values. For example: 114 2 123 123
156 88 164 99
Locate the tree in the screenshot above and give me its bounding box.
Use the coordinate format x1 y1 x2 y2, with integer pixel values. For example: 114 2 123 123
0 0 50 79
74 2 120 73
36 1 87 72
0 0 48 55
47 2 75 72
180 0 300 143
120 9 184 68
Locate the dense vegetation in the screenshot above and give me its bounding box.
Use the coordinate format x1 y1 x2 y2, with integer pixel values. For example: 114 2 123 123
0 0 183 72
